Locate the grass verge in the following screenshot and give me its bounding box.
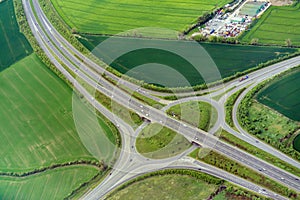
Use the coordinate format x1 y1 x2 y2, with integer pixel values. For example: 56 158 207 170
190 148 298 199
106 169 269 200
166 101 218 131
220 130 300 178
136 123 190 159
225 87 246 127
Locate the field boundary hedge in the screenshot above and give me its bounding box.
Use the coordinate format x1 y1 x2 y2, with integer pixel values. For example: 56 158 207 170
0 160 106 177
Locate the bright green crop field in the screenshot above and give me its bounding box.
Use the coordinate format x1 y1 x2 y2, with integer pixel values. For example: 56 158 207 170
240 2 300 46
0 166 98 199
0 54 117 173
51 0 230 35
0 0 32 71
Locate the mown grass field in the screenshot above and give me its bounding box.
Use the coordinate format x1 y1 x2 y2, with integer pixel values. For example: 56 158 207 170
0 166 98 199
0 54 117 172
256 68 300 122
107 174 217 200
240 3 300 46
136 123 190 159
51 0 230 35
80 35 296 87
0 0 32 71
166 101 217 131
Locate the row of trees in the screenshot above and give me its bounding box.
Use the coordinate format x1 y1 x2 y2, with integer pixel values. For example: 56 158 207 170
250 38 294 47
0 160 106 177
194 34 295 47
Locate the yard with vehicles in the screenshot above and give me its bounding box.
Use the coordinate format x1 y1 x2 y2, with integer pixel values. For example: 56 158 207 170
196 0 270 39
240 2 300 46
50 0 231 35
79 35 296 87
0 0 32 71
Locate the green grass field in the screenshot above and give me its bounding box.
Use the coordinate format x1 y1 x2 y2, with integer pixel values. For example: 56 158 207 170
136 123 190 159
0 0 32 71
107 174 217 200
256 68 300 121
240 3 300 46
79 35 296 87
51 0 230 35
166 101 217 131
0 54 117 172
0 166 98 199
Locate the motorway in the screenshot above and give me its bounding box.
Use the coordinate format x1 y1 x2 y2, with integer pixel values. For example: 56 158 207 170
23 0 300 199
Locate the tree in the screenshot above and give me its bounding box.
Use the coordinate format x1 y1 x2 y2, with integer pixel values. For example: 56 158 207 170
250 38 259 45
285 38 292 47
192 34 206 41
208 35 218 42
71 27 77 34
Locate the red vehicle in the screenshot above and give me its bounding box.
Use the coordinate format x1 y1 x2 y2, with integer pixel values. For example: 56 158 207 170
239 75 249 82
